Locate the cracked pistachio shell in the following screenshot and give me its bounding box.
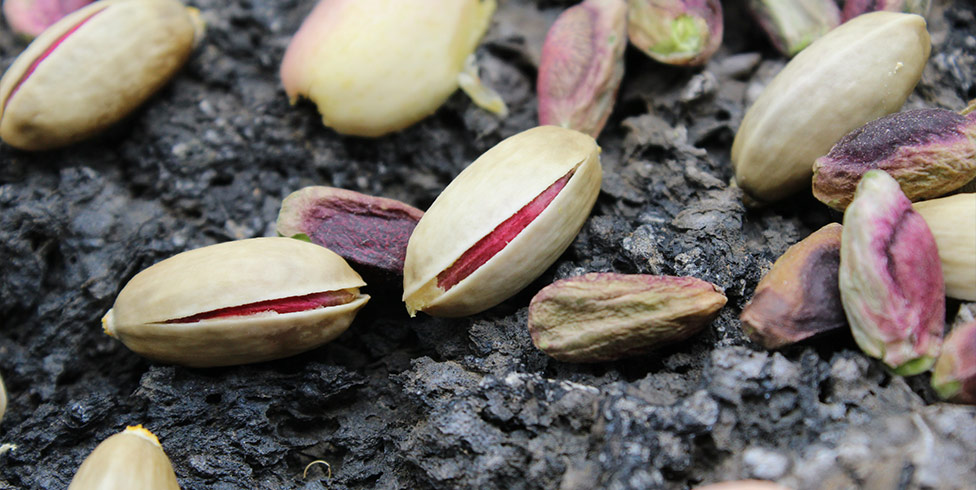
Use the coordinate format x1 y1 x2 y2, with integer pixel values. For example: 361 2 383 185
913 193 976 301
0 0 203 151
528 273 727 362
102 237 369 368
840 170 944 375
403 126 602 317
68 426 179 490
731 12 930 204
280 0 495 137
931 320 976 404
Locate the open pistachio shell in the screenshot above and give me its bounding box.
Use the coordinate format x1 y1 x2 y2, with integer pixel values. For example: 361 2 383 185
0 0 203 150
403 126 602 317
68 425 180 490
102 237 369 367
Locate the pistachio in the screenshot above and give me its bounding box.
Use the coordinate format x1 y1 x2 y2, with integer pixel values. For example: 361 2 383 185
1 0 93 38
0 0 204 151
813 109 976 210
0 372 6 424
842 0 930 22
102 237 369 367
528 272 726 362
740 223 847 349
746 0 840 56
931 320 976 405
537 0 626 138
692 481 791 490
457 54 509 118
840 170 944 375
68 425 179 490
731 12 930 204
403 126 602 317
280 0 495 137
627 0 723 66
913 193 976 301
276 186 424 288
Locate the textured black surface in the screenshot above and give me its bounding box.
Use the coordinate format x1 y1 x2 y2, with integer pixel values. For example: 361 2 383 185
1 1 975 489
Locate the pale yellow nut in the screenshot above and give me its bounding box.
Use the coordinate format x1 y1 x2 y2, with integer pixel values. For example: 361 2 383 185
102 237 369 367
731 12 930 203
0 0 204 151
913 193 976 301
68 425 180 490
280 0 495 137
403 125 602 317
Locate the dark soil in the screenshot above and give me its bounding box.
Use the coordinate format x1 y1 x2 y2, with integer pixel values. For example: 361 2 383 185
1 1 974 489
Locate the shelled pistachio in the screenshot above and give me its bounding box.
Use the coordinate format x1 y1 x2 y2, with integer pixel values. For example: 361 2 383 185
746 0 840 57
931 320 976 405
627 0 723 66
913 193 976 301
403 126 602 317
102 237 369 367
2 0 92 38
731 12 929 204
68 425 180 490
0 0 204 150
842 0 930 22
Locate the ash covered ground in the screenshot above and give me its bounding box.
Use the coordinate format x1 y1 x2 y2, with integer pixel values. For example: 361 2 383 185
2 1 975 489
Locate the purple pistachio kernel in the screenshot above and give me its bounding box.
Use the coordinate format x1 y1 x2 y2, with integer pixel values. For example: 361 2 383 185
2 0 93 38
842 0 930 22
277 186 424 287
627 0 723 66
813 109 976 210
839 170 945 375
746 0 840 56
932 320 976 405
537 0 627 138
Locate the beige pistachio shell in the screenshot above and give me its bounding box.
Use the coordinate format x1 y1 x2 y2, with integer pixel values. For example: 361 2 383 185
68 425 180 490
403 126 602 317
731 12 929 203
913 193 976 301
102 237 369 367
0 0 204 151
0 372 6 424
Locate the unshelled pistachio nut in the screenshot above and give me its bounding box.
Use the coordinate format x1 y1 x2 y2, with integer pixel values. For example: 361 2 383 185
403 126 602 317
931 320 976 405
2 0 92 38
731 12 929 204
740 223 847 349
840 170 944 375
692 481 792 490
528 273 726 362
68 425 179 490
746 0 840 57
813 109 976 211
280 0 495 137
842 0 930 22
0 0 204 151
102 237 369 367
913 193 976 301
627 0 723 66
537 0 627 138
276 186 424 287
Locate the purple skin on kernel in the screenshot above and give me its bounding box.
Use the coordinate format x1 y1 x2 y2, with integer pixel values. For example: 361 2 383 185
165 290 355 323
825 109 968 165
436 170 573 291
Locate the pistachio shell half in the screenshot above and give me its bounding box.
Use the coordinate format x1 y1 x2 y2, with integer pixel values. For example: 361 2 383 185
68 425 180 490
0 0 204 150
102 237 369 367
403 126 602 317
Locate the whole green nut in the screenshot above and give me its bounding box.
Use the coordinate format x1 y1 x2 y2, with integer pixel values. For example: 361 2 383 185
528 272 727 362
0 0 204 151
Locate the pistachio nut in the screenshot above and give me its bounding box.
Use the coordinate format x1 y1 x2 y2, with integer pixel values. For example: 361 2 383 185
813 109 976 211
731 12 930 203
0 0 204 151
537 0 627 138
931 320 976 405
280 0 495 137
627 0 723 66
740 223 847 349
276 186 424 288
1 0 93 38
840 170 944 375
913 193 976 301
842 0 930 22
102 237 369 367
403 126 602 317
0 372 6 424
68 425 180 490
528 272 726 362
746 0 840 56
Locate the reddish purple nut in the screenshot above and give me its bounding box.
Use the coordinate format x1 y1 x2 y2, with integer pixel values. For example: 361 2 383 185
932 320 976 405
276 186 424 287
814 109 976 210
842 0 930 22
